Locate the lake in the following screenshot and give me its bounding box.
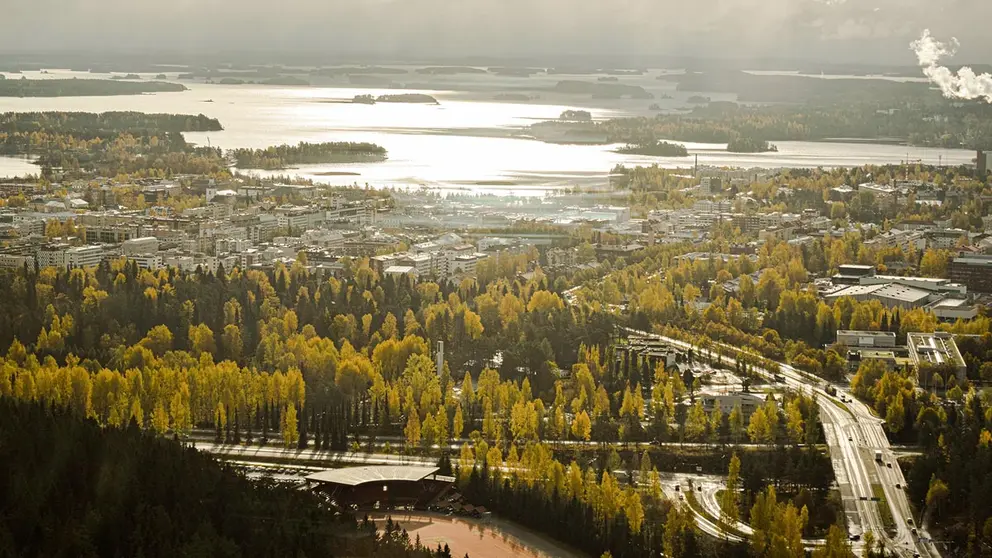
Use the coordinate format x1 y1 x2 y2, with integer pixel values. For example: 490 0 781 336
0 69 977 194
369 512 586 558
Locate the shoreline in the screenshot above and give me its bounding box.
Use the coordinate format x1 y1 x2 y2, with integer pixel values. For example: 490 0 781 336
368 510 589 558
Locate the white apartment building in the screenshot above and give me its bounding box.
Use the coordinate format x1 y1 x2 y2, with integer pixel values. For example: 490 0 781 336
275 207 325 232
0 253 34 269
130 254 163 270
865 229 926 253
398 253 432 277
66 245 104 269
301 229 345 251
215 237 253 254
248 215 279 243
37 244 69 269
449 252 489 276
122 236 160 256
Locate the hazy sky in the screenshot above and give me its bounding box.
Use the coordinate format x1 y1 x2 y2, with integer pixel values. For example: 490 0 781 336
3 0 989 65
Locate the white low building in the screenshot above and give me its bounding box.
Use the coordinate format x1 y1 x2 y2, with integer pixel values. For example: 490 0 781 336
122 236 160 256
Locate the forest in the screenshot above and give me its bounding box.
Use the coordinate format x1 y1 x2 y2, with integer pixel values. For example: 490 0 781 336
726 136 777 153
0 111 222 135
230 141 388 169
0 111 226 177
615 141 688 157
0 79 187 97
0 398 452 558
533 101 992 149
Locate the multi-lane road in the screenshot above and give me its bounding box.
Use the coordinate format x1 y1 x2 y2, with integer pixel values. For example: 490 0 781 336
641 329 940 557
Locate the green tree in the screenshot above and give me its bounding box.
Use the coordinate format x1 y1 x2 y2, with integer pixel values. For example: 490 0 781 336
721 454 741 523
729 403 745 443
686 400 708 441
281 403 299 449
405 410 422 448
812 524 854 558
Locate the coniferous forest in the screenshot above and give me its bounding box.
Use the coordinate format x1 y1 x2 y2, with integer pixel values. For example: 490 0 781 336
0 398 453 558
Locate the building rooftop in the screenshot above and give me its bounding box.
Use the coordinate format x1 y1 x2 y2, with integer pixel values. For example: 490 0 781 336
952 253 992 266
384 265 417 275
932 298 969 308
837 330 896 337
826 283 931 303
305 466 440 486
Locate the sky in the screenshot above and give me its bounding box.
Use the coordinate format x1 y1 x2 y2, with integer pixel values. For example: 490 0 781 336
2 0 989 65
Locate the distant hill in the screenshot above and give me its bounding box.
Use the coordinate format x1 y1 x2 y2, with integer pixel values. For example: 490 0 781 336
552 80 653 99
0 79 185 97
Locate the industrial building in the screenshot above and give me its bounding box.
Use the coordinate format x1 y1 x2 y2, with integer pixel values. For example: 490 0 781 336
907 332 967 382
949 253 992 293
836 330 897 348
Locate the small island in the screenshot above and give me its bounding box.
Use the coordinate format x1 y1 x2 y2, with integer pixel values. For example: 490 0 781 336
374 93 439 104
727 136 778 153
415 66 487 75
615 141 688 157
494 93 536 101
230 141 388 170
155 73 167 79
686 95 711 104
559 110 592 122
0 79 186 97
553 80 653 99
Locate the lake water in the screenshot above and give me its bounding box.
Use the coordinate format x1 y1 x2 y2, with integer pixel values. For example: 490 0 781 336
370 512 584 558
0 69 977 194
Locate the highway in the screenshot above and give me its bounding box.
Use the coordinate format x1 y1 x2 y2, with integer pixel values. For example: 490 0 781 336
638 329 940 557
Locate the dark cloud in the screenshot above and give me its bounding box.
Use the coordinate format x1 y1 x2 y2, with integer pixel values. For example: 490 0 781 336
1 0 988 64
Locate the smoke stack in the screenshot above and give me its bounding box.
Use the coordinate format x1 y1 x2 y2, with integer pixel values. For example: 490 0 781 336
978 151 988 176
912 30 992 103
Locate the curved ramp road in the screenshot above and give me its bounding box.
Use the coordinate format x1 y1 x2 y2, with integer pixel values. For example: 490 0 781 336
629 329 941 558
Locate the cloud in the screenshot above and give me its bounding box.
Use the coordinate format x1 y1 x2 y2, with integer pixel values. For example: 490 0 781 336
0 0 989 64
912 29 992 103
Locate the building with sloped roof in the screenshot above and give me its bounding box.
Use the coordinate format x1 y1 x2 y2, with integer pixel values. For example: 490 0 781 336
305 466 453 509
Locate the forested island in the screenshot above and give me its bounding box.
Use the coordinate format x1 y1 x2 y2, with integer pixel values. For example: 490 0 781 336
375 94 439 104
230 141 388 169
0 111 224 176
415 66 487 75
0 79 186 97
0 399 452 558
553 80 653 99
727 136 778 153
529 100 992 150
349 94 439 105
311 66 408 77
615 140 688 157
559 110 592 121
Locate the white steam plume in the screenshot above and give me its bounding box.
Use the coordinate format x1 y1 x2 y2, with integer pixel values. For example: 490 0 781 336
912 29 992 103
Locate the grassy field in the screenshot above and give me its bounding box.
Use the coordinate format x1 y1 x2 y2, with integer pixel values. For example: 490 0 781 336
872 484 896 535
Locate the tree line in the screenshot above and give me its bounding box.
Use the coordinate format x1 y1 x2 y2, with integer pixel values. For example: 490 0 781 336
0 397 454 558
